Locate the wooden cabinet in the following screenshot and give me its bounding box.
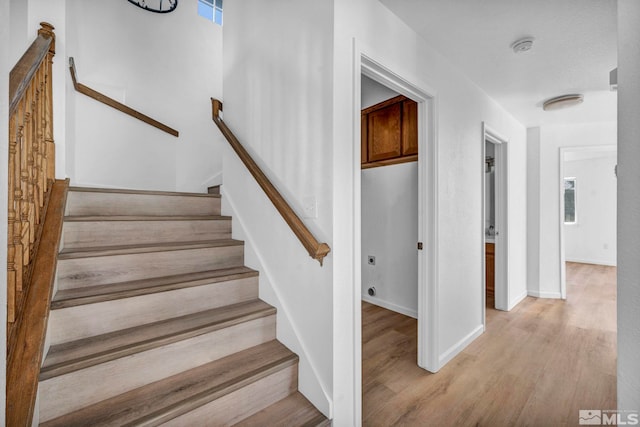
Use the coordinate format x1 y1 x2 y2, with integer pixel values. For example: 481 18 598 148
361 95 418 168
485 243 495 296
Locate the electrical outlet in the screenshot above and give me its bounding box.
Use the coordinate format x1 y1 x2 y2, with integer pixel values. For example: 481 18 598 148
302 196 317 218
368 255 376 265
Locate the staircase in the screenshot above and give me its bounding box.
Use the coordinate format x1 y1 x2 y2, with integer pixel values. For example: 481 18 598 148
37 186 329 426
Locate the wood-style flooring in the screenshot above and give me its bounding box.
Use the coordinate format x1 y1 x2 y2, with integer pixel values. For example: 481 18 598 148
362 262 617 426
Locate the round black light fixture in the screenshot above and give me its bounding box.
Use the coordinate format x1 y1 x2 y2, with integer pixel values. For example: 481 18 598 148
127 0 178 13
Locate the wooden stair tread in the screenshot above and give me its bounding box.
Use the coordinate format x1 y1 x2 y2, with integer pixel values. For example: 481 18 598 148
232 392 329 427
64 214 231 221
40 340 297 427
68 186 221 198
51 267 258 309
58 239 243 259
40 300 275 381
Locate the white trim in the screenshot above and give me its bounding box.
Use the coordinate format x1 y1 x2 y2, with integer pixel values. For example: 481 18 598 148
438 325 484 367
528 290 563 299
221 187 333 418
507 290 529 311
361 295 418 319
360 52 439 373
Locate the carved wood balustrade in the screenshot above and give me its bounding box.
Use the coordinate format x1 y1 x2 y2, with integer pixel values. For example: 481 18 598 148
7 22 56 327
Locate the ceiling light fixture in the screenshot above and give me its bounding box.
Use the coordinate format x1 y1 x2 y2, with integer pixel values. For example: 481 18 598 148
511 37 534 53
542 94 584 111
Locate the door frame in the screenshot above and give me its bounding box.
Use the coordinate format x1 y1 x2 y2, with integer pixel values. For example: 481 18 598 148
482 123 509 315
359 54 439 372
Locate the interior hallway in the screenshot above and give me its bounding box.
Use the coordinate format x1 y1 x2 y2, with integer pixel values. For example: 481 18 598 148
362 262 616 426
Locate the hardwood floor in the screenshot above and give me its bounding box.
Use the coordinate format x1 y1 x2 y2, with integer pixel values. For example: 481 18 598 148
362 262 617 426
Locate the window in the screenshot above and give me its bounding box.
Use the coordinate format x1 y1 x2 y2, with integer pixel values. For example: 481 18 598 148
564 177 577 224
198 0 223 25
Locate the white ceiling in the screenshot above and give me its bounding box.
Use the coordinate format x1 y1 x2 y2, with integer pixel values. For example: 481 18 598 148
379 0 618 128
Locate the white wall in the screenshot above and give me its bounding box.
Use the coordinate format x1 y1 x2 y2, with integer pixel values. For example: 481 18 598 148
65 0 223 191
361 74 399 108
526 127 541 298
564 152 617 266
332 1 528 424
361 163 418 318
222 0 334 417
617 0 640 413
527 122 616 298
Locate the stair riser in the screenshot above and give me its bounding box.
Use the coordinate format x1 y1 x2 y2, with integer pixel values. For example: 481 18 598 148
62 219 232 249
38 315 276 423
161 365 297 427
65 191 220 216
57 246 244 289
48 277 258 345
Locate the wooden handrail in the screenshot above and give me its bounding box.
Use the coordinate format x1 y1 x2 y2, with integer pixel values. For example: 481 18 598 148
69 57 179 137
9 24 54 114
6 22 62 426
7 22 56 325
6 179 69 427
210 98 331 266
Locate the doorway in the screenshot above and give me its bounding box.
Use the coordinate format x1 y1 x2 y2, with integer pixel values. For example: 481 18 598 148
559 145 617 298
482 124 508 317
360 75 419 319
359 55 438 373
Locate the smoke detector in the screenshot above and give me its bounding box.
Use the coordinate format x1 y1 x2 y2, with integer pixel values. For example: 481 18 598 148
511 37 534 53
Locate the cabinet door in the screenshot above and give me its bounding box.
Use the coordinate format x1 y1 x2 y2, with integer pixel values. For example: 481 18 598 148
361 113 368 164
367 102 402 162
486 243 495 296
402 99 418 156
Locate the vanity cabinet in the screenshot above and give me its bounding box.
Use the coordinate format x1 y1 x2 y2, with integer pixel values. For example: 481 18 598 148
485 243 495 296
361 95 418 168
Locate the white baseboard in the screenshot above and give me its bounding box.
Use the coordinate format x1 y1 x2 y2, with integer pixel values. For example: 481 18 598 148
565 257 617 267
438 324 484 367
528 290 562 299
361 294 417 319
508 290 528 311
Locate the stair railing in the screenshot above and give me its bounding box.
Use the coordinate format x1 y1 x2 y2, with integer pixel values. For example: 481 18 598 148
7 22 56 325
211 98 331 266
7 22 70 427
69 57 179 137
